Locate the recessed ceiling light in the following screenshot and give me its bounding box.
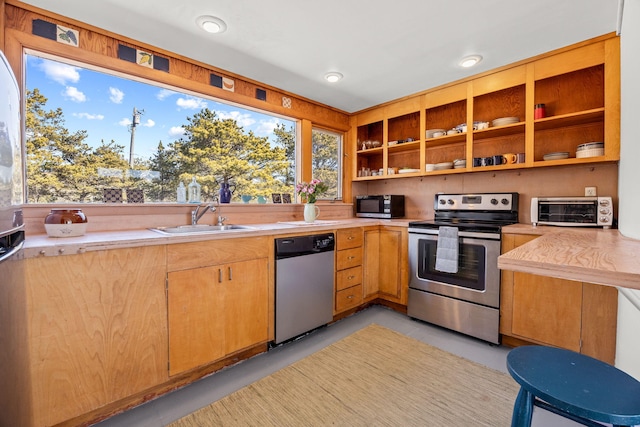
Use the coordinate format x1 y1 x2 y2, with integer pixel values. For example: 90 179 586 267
324 72 343 83
196 15 227 34
459 55 483 68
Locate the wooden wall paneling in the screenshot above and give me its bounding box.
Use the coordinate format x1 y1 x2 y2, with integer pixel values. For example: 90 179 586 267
4 3 350 131
25 246 168 426
471 65 526 97
581 282 618 364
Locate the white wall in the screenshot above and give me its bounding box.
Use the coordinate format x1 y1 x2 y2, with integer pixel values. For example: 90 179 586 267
616 0 640 380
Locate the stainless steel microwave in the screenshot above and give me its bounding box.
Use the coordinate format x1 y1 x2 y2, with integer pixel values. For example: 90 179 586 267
355 195 405 219
531 196 613 228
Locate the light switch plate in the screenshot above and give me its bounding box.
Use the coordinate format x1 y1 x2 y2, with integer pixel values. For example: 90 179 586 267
585 186 597 197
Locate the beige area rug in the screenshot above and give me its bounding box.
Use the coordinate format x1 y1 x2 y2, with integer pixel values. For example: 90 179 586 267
170 324 520 426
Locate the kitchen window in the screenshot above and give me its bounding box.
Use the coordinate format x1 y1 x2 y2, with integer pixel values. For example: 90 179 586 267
25 51 298 203
311 128 342 201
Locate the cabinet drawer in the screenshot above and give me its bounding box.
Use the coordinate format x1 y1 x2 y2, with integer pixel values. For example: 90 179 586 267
336 247 362 270
168 236 269 271
336 228 363 250
335 284 363 312
336 266 362 291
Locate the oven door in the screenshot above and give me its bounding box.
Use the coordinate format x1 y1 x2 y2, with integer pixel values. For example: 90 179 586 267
408 231 501 308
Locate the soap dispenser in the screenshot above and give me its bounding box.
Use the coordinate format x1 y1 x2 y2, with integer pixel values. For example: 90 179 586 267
188 176 201 203
176 182 186 203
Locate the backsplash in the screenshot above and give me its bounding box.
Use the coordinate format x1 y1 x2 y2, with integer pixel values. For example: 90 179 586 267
352 163 619 224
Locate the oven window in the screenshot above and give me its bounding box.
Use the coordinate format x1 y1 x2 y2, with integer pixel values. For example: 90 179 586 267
538 203 597 224
416 238 486 291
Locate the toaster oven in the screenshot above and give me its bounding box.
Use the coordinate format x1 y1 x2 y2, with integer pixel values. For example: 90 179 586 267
531 196 613 228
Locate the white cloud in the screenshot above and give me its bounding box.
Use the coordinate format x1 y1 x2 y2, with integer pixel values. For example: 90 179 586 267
73 112 104 120
119 118 132 127
142 119 155 128
168 126 185 138
109 87 124 104
216 110 256 128
255 117 281 137
176 96 208 110
40 60 80 85
63 86 86 102
157 89 176 100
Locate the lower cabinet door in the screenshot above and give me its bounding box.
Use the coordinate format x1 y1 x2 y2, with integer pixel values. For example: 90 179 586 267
167 258 268 376
168 266 225 376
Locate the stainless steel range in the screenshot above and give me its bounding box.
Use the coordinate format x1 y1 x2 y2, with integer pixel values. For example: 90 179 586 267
408 192 519 344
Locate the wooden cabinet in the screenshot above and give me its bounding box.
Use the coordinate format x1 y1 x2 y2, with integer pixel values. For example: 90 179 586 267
335 228 364 313
23 246 168 427
352 36 619 181
363 226 408 304
167 237 269 376
500 233 618 364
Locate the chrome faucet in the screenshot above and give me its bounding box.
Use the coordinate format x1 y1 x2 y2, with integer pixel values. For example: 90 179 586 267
216 197 227 225
191 203 216 225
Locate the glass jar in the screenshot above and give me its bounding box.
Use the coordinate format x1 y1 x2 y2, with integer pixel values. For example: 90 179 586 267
44 209 88 237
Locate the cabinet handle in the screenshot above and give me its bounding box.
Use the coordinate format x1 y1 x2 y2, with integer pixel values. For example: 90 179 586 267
228 266 233 281
348 236 355 240
347 256 355 260
218 268 223 283
347 295 354 299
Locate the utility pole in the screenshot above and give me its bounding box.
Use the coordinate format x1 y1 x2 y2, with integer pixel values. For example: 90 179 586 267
128 107 143 167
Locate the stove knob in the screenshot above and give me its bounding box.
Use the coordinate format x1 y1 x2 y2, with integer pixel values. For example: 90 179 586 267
599 199 610 207
439 199 446 205
600 208 610 215
490 198 498 205
600 216 610 223
501 198 509 205
447 199 454 205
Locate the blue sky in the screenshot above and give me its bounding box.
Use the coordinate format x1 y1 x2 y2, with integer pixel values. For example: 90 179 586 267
26 54 294 160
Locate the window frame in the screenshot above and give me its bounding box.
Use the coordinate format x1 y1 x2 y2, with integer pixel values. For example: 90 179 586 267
311 126 343 202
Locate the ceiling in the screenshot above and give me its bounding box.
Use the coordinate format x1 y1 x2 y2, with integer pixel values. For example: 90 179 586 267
20 0 619 113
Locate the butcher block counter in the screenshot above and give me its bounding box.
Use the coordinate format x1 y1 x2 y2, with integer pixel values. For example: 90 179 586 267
499 224 640 291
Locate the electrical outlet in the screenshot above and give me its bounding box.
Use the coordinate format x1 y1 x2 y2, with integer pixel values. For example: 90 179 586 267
585 186 597 197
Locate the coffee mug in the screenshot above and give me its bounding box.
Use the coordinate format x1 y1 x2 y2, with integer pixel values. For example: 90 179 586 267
481 157 493 167
447 129 459 135
516 152 526 163
433 131 446 138
503 153 517 164
473 157 483 167
492 155 505 165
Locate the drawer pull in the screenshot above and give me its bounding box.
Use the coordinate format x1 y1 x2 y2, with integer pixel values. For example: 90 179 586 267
347 295 354 299
348 275 355 280
228 267 233 281
218 268 223 283
348 236 355 240
347 256 355 260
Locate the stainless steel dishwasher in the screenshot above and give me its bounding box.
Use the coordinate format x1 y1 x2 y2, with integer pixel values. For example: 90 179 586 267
274 233 335 345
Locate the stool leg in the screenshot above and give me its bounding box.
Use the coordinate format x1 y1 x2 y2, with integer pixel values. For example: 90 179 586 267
511 387 534 427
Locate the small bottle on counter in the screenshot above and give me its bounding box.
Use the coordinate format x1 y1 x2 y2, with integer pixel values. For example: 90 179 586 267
176 182 186 203
188 176 201 203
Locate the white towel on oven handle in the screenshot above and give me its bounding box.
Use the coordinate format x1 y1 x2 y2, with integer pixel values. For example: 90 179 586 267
435 226 459 273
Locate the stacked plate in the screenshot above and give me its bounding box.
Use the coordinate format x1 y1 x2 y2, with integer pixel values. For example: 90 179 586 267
453 158 466 169
543 152 570 161
434 162 453 171
426 128 446 138
576 142 604 158
425 163 435 172
492 116 519 127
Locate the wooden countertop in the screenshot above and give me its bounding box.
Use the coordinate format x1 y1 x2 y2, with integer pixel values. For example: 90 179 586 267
22 218 416 258
499 224 640 291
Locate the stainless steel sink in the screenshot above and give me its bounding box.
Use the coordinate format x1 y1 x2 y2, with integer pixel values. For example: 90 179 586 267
150 224 255 235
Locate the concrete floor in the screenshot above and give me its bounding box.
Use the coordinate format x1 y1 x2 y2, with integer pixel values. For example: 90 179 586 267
95 305 580 426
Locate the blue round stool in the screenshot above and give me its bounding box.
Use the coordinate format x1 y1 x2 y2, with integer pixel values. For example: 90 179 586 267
507 345 640 427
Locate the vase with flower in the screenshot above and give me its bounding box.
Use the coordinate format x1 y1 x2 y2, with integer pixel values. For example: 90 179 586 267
295 179 328 223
